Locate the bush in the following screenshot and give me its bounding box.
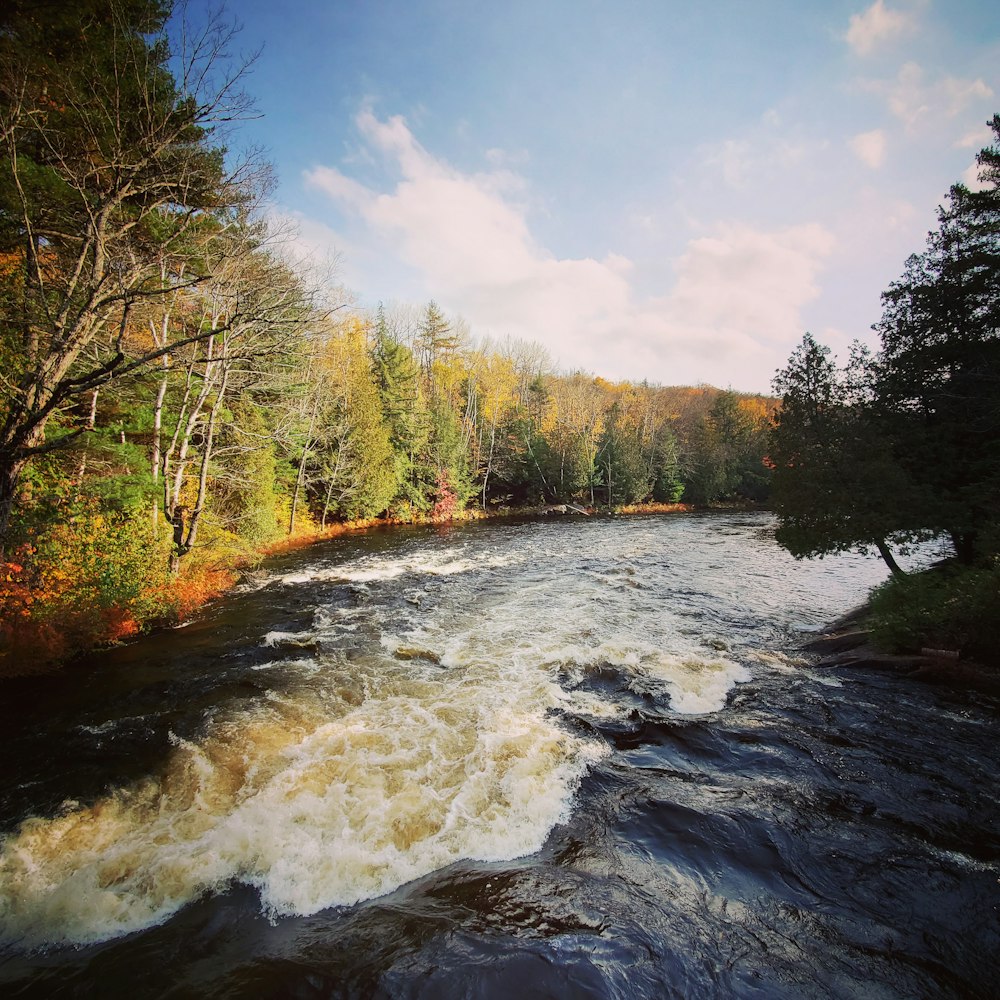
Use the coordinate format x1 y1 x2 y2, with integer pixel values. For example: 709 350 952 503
869 563 1000 662
0 501 175 671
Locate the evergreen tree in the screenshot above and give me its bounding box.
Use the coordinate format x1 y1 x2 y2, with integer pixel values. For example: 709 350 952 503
598 404 650 506
416 300 458 387
426 397 474 507
772 119 1000 570
372 305 429 510
0 0 253 546
770 335 912 575
872 174 1000 563
650 425 685 502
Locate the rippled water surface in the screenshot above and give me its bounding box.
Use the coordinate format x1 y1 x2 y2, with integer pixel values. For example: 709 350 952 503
0 512 997 998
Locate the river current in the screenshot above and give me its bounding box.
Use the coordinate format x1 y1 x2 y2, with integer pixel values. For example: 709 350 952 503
0 512 997 998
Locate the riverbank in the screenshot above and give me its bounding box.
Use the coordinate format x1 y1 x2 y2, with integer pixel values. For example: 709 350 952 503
802 606 1000 693
1 501 696 677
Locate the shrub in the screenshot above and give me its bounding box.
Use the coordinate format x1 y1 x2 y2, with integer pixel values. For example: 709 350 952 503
869 562 1000 662
430 469 459 521
0 501 175 671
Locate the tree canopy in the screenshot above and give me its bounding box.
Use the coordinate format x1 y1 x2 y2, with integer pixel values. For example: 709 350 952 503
0 0 255 541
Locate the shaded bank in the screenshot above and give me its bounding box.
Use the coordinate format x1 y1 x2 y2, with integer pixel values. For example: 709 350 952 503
802 605 1000 694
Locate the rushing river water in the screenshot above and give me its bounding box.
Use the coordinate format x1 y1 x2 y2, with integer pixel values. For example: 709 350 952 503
0 511 997 998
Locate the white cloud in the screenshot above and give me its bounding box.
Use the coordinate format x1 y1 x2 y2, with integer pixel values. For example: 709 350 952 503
845 1 915 56
870 62 994 131
955 126 993 149
962 161 989 192
652 223 835 353
305 110 835 390
849 128 887 167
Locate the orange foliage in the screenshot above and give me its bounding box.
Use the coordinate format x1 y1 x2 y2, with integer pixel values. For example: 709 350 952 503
0 545 146 671
430 470 459 521
738 397 777 422
614 502 692 515
163 567 237 621
262 507 492 559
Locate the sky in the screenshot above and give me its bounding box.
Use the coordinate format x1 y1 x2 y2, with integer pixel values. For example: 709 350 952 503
202 0 1000 393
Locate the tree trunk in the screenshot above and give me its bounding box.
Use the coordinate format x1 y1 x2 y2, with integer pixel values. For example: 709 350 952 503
151 366 169 482
183 363 230 555
481 420 496 508
289 395 320 535
73 388 100 485
0 456 29 557
320 478 336 530
874 538 906 578
950 530 978 565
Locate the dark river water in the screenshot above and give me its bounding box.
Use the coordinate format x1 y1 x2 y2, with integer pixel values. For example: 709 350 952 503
0 512 997 998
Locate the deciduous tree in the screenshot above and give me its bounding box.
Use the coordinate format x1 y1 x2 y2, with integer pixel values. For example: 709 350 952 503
0 0 258 546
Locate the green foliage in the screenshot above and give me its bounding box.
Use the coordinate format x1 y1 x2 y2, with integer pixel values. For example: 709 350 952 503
869 563 1000 662
683 391 770 504
599 406 651 506
372 311 427 508
3 498 175 663
213 397 281 545
417 300 459 375
336 366 398 520
770 335 920 566
0 0 243 542
650 426 684 503
426 397 474 505
773 118 1000 571
872 178 1000 564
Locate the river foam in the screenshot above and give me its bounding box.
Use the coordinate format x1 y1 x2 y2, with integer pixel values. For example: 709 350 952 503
0 524 760 948
0 648 605 947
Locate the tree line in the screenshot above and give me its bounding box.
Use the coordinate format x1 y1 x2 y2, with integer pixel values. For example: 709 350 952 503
0 2 773 667
6 2 996 669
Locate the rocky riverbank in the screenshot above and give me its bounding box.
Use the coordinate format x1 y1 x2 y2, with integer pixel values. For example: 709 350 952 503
802 607 1000 693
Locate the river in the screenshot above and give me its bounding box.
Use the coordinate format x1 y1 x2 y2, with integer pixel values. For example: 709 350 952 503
0 511 997 998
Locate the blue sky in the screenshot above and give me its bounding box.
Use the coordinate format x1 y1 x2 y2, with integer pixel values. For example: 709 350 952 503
212 0 999 392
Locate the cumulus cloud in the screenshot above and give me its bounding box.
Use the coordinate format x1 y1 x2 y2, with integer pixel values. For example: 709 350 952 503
962 161 989 192
849 128 888 167
648 224 836 363
869 62 994 131
304 110 835 390
845 1 915 56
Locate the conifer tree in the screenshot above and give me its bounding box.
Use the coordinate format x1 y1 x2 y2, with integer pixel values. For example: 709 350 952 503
0 0 257 546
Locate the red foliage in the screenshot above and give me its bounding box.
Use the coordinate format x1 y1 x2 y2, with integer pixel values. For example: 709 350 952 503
430 470 458 521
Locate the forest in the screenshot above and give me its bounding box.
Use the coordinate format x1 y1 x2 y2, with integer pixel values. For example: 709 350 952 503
2 1 997 671
0 2 773 668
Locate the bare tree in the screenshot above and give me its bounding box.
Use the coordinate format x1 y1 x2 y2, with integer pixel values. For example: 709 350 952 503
0 1 261 545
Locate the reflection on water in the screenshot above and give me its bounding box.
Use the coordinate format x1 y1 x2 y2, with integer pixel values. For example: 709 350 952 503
0 513 996 998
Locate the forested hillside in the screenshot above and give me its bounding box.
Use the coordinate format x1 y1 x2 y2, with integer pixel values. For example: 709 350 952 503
0 2 773 668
